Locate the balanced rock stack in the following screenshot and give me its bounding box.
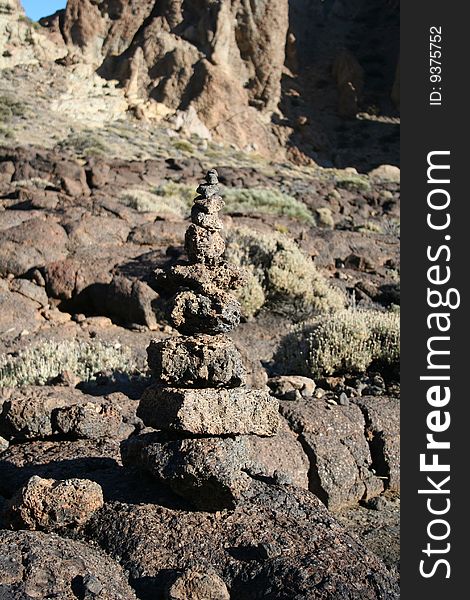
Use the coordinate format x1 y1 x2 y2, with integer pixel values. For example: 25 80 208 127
122 169 280 511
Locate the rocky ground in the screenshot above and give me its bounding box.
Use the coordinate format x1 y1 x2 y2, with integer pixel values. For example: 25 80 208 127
0 1 399 598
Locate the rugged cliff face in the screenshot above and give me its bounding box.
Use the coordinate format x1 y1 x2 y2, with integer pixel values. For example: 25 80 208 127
0 0 65 68
52 0 398 165
57 0 289 156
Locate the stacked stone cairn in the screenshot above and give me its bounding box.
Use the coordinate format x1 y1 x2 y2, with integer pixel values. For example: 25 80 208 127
122 169 280 511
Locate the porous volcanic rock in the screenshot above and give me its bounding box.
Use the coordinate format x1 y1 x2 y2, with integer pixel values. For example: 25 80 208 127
137 386 279 436
185 224 226 264
0 387 135 442
154 261 247 296
170 288 241 335
121 433 252 511
147 334 247 388
0 530 137 599
5 475 104 531
165 569 230 600
86 482 400 599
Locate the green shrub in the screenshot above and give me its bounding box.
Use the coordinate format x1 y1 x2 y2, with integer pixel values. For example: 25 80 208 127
122 187 189 218
334 172 371 193
225 227 345 318
223 187 314 224
147 183 314 224
0 95 26 121
171 139 194 153
58 132 108 157
276 308 400 378
0 340 141 387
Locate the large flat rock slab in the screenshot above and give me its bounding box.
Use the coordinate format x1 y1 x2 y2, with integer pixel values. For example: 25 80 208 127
87 482 399 600
0 530 137 599
138 386 279 436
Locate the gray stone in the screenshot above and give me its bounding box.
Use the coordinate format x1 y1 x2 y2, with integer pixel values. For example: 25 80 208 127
147 334 246 388
170 288 241 334
121 433 252 510
137 386 279 436
0 530 137 598
185 224 225 264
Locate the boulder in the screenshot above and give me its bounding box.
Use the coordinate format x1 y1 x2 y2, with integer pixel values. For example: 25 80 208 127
5 475 103 531
280 398 384 510
87 482 400 599
0 530 137 598
121 433 252 511
0 387 133 441
0 217 68 277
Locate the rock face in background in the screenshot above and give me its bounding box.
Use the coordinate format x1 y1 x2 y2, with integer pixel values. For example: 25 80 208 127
59 0 289 154
0 0 65 68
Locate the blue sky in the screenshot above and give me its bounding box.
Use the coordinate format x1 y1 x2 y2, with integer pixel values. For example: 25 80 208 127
21 1 66 21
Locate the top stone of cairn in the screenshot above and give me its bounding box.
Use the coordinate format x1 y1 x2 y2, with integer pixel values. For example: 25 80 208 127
185 169 226 265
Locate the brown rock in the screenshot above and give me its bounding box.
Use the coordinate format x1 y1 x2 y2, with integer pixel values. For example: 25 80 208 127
166 569 230 600
53 401 122 440
0 285 45 340
61 1 289 155
191 206 224 230
246 417 309 489
193 194 225 214
353 396 400 492
5 475 103 531
154 261 247 295
147 334 246 388
87 483 400 599
268 375 316 400
0 387 131 442
185 224 225 264
170 288 241 335
0 217 68 277
137 386 279 436
280 398 384 510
